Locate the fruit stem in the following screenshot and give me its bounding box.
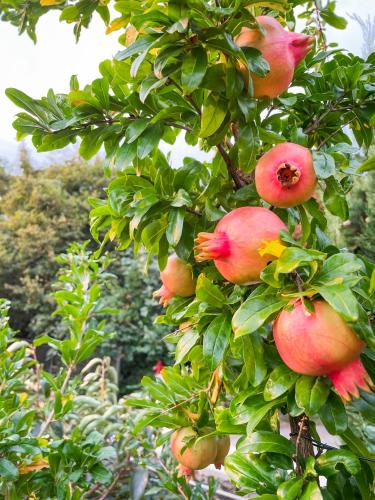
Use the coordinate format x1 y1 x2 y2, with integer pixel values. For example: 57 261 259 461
289 413 315 475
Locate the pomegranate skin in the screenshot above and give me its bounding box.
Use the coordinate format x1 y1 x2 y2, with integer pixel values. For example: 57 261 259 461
171 428 218 470
235 16 314 98
255 143 317 208
273 300 373 401
153 254 196 307
195 207 286 285
214 435 231 469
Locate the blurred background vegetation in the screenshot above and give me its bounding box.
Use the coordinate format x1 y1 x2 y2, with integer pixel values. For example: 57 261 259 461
0 146 169 393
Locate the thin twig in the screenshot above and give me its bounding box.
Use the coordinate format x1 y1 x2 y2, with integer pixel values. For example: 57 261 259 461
313 0 328 51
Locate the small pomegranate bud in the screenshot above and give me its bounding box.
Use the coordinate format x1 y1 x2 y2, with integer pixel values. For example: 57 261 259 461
195 207 286 285
255 143 317 208
153 254 196 307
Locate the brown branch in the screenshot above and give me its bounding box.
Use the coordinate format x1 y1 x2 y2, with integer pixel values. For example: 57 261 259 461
289 414 315 475
217 143 245 190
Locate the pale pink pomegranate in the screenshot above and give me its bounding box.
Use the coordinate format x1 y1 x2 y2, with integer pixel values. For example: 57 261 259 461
195 207 286 285
255 143 317 208
273 299 373 401
235 16 314 98
153 254 195 307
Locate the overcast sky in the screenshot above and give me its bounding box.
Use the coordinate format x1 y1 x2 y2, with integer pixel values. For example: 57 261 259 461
0 0 373 164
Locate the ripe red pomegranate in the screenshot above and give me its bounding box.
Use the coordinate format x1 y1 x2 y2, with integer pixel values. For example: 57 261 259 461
171 427 230 473
195 207 286 285
255 143 317 208
153 254 196 307
235 16 314 98
273 299 373 401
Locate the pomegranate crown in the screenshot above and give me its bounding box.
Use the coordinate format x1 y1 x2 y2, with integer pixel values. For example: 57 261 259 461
194 232 230 261
288 32 315 66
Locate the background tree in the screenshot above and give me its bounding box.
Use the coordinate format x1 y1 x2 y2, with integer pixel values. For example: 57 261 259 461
1 0 375 497
0 151 168 391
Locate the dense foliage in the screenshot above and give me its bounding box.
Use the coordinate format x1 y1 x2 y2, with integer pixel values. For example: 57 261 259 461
1 0 375 498
0 157 167 390
0 245 214 499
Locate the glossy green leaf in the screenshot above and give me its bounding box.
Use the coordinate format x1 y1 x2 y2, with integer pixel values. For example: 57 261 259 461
277 477 304 500
316 449 361 477
264 365 299 401
203 314 232 370
300 481 322 500
0 458 19 481
181 47 208 93
196 274 226 308
233 294 286 338
313 284 358 322
175 327 200 364
319 392 348 435
200 95 227 138
295 376 330 416
238 431 294 456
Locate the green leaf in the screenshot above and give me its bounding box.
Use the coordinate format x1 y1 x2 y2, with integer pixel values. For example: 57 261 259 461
357 156 375 172
234 395 285 433
125 118 149 143
320 10 347 29
241 47 270 77
313 252 363 287
313 284 358 322
166 208 184 246
90 463 112 484
116 34 158 61
295 376 330 416
324 177 349 220
175 327 200 364
319 392 348 435
238 123 259 172
316 449 361 477
137 125 163 159
0 458 19 481
238 431 294 456
200 95 227 138
312 151 336 179
300 481 322 500
225 451 279 493
275 247 326 277
196 274 226 308
203 314 232 370
232 293 286 338
264 365 299 401
181 47 208 93
139 76 168 103
277 478 304 500
240 333 267 387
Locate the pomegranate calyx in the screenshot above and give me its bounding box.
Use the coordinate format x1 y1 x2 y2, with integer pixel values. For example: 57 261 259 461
276 163 301 188
153 284 173 307
328 358 374 402
194 231 231 261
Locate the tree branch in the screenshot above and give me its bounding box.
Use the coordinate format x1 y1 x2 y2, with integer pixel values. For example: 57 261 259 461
289 414 315 475
216 143 245 190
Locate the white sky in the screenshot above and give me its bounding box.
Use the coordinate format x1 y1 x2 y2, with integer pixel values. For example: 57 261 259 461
0 1 373 164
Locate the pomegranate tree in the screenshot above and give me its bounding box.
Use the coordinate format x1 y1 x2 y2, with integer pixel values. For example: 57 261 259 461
5 0 375 498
